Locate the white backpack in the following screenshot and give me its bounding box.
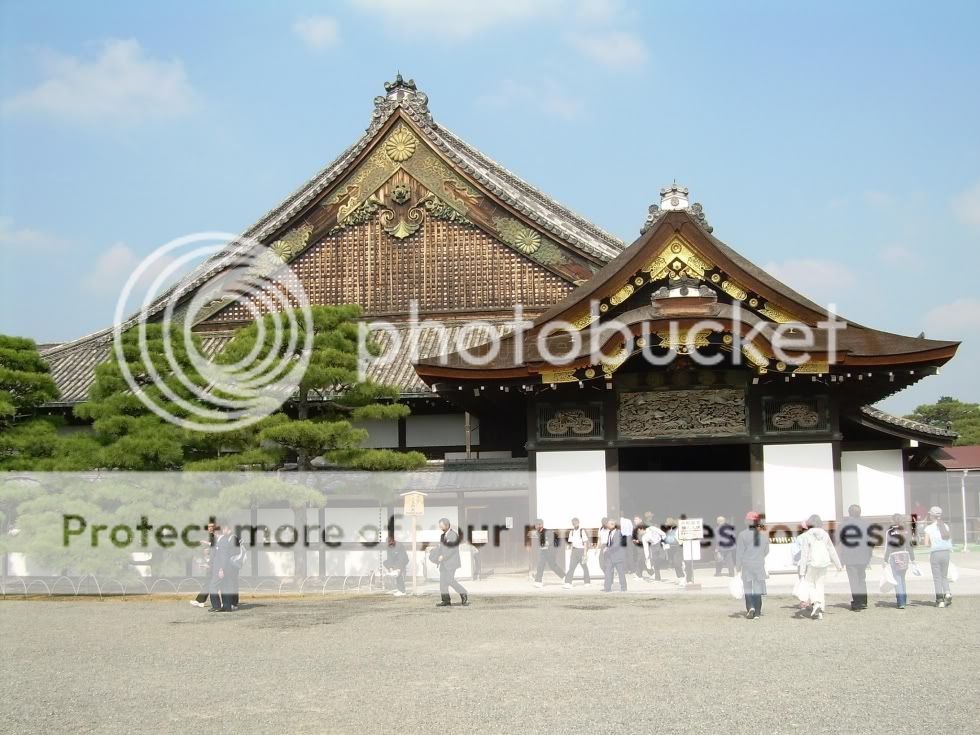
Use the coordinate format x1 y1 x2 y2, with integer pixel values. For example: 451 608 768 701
808 532 831 568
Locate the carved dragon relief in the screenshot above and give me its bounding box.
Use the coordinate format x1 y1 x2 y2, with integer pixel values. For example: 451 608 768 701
618 388 747 439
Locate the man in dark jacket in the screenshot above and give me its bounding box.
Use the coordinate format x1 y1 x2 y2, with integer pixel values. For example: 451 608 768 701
602 519 628 592
209 523 242 612
435 518 468 607
384 536 409 596
531 519 564 588
838 504 874 610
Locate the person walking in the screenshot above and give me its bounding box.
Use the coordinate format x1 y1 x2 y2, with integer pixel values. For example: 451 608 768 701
735 512 770 619
190 520 216 608
923 506 954 608
602 519 628 592
434 518 468 607
883 514 915 609
798 515 842 620
663 518 685 586
531 519 565 588
563 518 591 589
208 523 242 613
597 517 610 576
714 516 736 577
384 536 409 597
642 521 666 582
838 504 874 611
630 515 649 580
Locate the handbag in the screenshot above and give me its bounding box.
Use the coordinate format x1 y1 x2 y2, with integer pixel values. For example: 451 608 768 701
793 576 811 603
728 575 743 600
947 562 959 583
878 564 896 593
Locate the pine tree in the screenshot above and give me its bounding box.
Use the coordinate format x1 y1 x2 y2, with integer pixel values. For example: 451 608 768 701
905 396 980 445
219 305 426 471
0 335 58 424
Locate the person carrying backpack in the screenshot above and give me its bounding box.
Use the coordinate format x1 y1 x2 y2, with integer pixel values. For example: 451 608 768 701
923 506 954 608
798 515 842 620
883 513 915 609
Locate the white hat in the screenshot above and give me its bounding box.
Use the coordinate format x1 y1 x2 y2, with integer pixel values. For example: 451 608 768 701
929 506 943 516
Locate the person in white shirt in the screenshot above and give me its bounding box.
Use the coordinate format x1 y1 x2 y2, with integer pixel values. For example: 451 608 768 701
563 518 591 588
798 515 843 620
597 517 610 575
642 522 666 581
923 506 954 607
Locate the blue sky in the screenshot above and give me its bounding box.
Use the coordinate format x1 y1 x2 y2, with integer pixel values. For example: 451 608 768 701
1 0 978 414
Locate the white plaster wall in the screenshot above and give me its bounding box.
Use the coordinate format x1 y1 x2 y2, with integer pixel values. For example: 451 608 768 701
535 450 608 529
352 419 399 448
841 449 905 516
763 443 836 522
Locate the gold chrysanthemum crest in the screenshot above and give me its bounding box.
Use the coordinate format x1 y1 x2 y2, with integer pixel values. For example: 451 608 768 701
384 127 418 162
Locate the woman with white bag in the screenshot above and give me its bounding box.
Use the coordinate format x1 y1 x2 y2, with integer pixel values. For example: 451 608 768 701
798 515 842 620
883 513 916 609
924 506 954 608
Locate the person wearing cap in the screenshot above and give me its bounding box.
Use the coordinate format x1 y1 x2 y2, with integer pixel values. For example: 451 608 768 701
735 512 769 620
923 506 954 607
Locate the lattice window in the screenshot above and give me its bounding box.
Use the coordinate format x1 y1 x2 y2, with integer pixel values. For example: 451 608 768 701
537 403 604 441
762 396 828 433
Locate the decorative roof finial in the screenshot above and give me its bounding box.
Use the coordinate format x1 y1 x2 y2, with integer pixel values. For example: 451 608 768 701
370 74 432 132
640 183 713 234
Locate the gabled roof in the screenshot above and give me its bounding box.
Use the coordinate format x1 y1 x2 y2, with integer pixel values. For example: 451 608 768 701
40 76 624 403
415 206 958 386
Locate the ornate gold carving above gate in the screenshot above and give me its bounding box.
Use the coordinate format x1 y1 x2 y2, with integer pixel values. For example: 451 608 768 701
384 127 418 162
545 409 596 436
493 216 542 255
618 388 747 438
770 402 820 430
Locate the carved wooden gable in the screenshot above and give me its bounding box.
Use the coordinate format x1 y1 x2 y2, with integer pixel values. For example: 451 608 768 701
198 116 602 326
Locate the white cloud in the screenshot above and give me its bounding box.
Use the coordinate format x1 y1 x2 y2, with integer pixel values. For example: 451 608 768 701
0 217 69 251
82 243 181 296
922 297 980 338
763 258 857 306
951 180 980 231
567 30 647 68
351 0 560 39
292 16 341 50
878 243 915 267
2 39 194 124
476 79 585 120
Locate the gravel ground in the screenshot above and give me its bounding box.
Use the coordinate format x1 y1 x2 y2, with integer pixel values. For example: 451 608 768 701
2 594 977 734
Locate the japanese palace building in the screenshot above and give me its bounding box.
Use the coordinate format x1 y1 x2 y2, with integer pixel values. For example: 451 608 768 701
37 76 960 551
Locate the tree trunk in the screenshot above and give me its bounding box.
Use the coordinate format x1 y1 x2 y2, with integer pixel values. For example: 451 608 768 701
297 391 309 470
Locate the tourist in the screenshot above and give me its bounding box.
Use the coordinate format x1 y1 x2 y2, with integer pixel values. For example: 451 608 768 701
735 511 770 619
663 518 685 586
923 506 954 607
798 515 842 620
434 518 468 607
597 517 610 575
602 518 628 592
618 512 635 574
531 519 565 588
563 517 591 588
883 514 915 609
189 520 216 608
631 515 649 580
838 504 874 611
642 520 666 581
209 522 242 613
384 536 409 597
714 515 736 577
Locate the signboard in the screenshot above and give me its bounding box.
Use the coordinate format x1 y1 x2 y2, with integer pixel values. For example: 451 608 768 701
677 518 705 542
402 491 426 517
470 530 489 544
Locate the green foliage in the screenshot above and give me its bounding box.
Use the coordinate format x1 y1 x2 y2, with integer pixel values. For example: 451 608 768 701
220 305 425 471
905 396 980 446
0 334 59 424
